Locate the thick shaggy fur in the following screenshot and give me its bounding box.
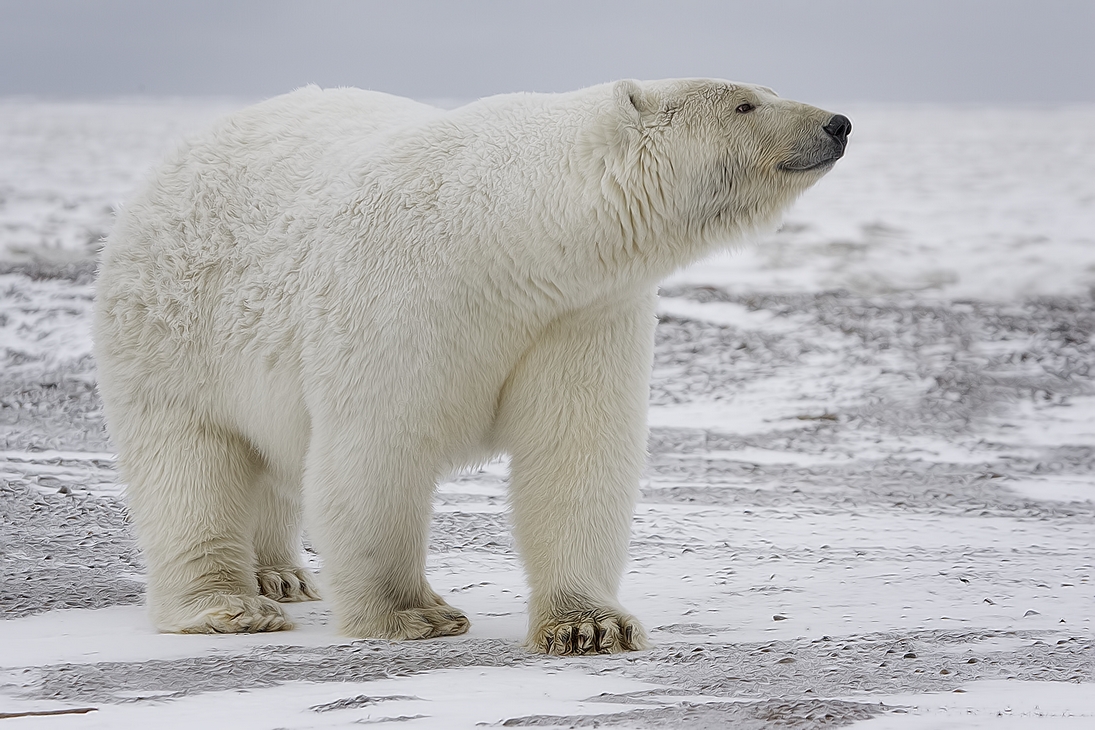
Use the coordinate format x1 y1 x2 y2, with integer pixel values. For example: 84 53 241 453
94 79 844 654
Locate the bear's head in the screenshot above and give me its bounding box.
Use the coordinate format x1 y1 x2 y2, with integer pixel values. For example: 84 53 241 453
598 78 849 260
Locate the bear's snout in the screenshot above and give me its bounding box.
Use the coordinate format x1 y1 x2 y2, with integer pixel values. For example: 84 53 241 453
777 110 851 173
823 114 852 149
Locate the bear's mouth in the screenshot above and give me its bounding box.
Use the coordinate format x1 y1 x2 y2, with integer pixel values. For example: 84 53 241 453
777 153 843 173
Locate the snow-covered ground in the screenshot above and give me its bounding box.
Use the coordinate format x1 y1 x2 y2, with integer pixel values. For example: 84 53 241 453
1 99 1093 728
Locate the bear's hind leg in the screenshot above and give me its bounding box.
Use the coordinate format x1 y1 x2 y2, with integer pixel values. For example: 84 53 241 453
120 408 292 633
253 466 320 602
303 429 469 640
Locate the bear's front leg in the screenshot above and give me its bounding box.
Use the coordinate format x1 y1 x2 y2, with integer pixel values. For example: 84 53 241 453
496 293 657 655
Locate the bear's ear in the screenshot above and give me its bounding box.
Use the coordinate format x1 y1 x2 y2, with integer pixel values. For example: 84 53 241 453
613 79 650 129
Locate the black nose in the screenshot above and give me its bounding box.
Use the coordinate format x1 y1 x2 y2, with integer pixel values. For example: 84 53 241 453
823 114 852 146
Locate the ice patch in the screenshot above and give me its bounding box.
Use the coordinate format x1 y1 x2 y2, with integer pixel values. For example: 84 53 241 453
1005 477 1095 504
850 680 1095 729
657 296 808 333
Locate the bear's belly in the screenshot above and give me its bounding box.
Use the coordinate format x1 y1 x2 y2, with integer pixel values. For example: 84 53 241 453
217 325 513 482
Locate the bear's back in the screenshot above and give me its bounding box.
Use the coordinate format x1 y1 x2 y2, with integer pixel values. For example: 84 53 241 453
110 86 441 249
94 88 443 382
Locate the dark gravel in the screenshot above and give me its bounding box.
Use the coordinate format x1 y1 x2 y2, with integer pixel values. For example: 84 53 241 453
2 270 1094 728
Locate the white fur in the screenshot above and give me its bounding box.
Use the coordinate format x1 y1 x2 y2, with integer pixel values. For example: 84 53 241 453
93 80 842 654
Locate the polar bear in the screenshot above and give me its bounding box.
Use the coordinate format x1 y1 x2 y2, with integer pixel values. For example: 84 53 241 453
94 80 849 655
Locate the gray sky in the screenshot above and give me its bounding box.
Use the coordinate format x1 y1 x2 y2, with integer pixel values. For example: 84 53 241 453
2 0 1092 104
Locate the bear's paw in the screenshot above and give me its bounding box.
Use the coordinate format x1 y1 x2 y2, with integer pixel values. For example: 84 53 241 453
529 607 650 655
343 603 471 640
172 594 293 634
257 566 321 602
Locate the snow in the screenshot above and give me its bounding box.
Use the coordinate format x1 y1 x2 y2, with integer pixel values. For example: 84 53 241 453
0 666 662 729
851 681 1095 729
2 98 1094 728
664 105 1095 301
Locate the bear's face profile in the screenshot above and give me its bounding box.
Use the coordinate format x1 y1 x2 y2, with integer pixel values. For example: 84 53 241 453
604 79 848 254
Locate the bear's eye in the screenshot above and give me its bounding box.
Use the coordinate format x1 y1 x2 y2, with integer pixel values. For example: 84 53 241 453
736 103 756 114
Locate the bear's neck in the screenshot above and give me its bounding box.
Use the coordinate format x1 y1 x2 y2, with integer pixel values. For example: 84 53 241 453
424 93 785 311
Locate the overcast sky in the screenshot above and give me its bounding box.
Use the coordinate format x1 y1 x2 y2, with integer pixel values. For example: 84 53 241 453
2 0 1092 105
